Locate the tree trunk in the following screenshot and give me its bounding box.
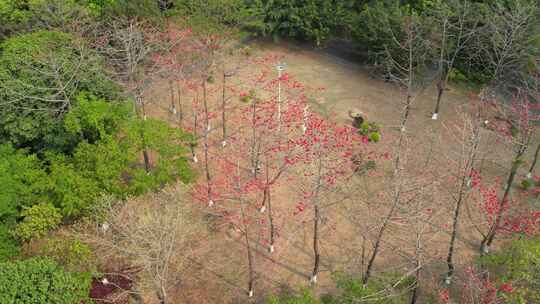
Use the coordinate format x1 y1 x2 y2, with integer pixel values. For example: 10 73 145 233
169 79 176 115
410 266 420 304
480 149 524 254
222 72 227 145
191 90 198 163
267 186 275 253
157 286 167 304
311 204 320 283
140 99 151 173
363 201 397 286
446 174 468 282
264 159 275 252
528 142 540 177
432 80 445 120
447 131 480 283
250 97 259 178
364 88 411 286
245 228 255 297
176 80 183 125
202 80 212 206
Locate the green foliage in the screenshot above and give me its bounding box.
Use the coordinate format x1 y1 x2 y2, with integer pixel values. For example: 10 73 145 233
64 93 132 144
480 237 540 303
97 0 166 19
46 153 101 218
0 30 116 148
455 0 539 84
125 118 196 190
15 203 62 241
0 0 32 37
175 0 253 31
0 144 48 221
0 257 91 304
268 289 320 304
369 132 381 143
246 0 351 45
0 224 20 262
268 273 412 304
323 272 412 304
350 0 408 64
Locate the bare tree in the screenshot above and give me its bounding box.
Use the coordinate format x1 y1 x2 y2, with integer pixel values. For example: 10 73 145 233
474 0 538 91
83 187 204 304
429 0 478 120
362 14 431 286
99 18 160 172
443 97 486 284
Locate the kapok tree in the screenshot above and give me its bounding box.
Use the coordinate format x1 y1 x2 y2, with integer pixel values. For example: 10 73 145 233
443 93 490 285
294 113 364 284
236 62 310 254
362 11 430 287
151 25 195 125
479 91 538 254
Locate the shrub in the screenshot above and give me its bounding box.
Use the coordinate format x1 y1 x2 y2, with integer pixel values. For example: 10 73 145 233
267 272 412 304
0 224 19 262
479 237 540 303
15 204 62 241
357 121 381 143
35 237 96 274
0 257 91 304
369 132 381 143
521 179 531 190
268 288 320 304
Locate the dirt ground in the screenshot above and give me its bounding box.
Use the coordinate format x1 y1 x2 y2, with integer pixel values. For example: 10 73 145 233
138 39 533 304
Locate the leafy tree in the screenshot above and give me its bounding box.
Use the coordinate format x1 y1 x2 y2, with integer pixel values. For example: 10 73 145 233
0 257 91 304
0 0 32 38
174 0 251 28
71 116 195 196
350 0 410 65
63 93 132 145
15 203 62 241
246 0 350 45
0 30 116 149
127 118 195 186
